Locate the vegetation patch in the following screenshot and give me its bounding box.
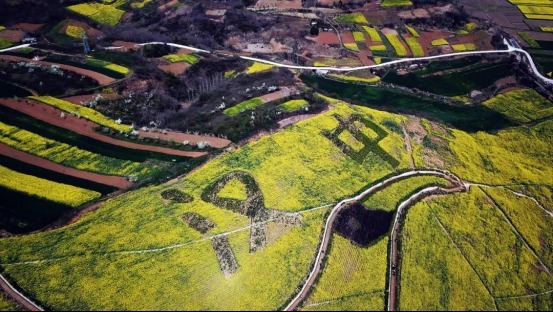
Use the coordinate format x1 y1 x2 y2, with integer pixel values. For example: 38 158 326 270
279 99 309 112
431 38 449 46
182 212 215 234
0 164 100 207
406 26 419 38
363 175 450 211
405 37 424 56
483 89 553 123
303 74 514 132
217 178 248 200
30 96 131 132
246 62 274 74
163 54 200 64
381 0 412 7
519 32 541 48
0 39 12 49
67 3 125 26
362 26 382 42
353 31 365 42
211 235 239 277
65 25 85 38
0 121 154 178
370 45 387 52
161 188 194 203
336 12 369 25
323 114 399 167
335 202 394 246
328 74 380 84
344 42 360 52
385 34 408 56
0 186 72 234
303 234 388 311
382 60 513 97
223 97 264 116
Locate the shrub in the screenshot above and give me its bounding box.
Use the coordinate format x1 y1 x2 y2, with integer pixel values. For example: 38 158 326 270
161 188 194 203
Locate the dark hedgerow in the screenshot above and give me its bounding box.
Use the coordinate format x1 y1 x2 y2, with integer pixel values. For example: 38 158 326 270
323 114 399 167
182 212 216 234
161 189 194 203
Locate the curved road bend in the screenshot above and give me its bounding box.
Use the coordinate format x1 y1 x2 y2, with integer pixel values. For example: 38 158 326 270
0 273 43 311
284 170 464 311
387 183 466 311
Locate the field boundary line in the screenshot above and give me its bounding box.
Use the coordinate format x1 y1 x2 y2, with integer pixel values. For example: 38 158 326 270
432 213 498 310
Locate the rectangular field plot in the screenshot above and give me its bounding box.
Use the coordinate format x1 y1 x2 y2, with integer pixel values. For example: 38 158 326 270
400 200 495 310
302 234 388 310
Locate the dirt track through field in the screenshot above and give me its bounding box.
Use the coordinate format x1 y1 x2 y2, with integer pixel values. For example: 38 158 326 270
0 99 207 158
0 143 133 189
0 55 115 85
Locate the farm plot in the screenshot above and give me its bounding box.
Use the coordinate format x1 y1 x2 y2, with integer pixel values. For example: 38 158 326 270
0 102 413 310
382 59 513 97
0 121 155 179
301 74 513 132
400 197 496 310
67 3 125 26
0 165 100 207
302 235 388 311
483 89 553 123
381 0 412 7
385 34 409 57
30 96 131 132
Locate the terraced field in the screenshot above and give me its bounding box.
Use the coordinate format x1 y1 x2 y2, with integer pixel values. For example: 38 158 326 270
0 101 413 310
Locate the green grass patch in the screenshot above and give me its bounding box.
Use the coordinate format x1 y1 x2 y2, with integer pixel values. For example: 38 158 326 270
0 121 156 179
163 54 200 64
405 37 424 56
30 96 132 132
0 164 100 207
336 12 368 24
519 31 541 48
279 99 309 112
224 97 264 116
483 89 553 123
362 26 382 42
381 0 413 7
67 2 125 26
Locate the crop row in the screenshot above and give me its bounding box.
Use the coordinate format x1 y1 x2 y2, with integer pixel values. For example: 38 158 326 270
30 96 131 132
0 121 154 178
0 164 100 207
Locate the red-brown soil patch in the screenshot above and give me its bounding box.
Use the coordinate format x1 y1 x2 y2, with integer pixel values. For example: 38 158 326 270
357 51 375 66
11 23 43 32
258 87 295 103
0 55 116 85
137 129 231 148
341 32 355 44
0 144 133 189
158 61 190 75
313 32 339 45
0 99 207 158
0 30 25 42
